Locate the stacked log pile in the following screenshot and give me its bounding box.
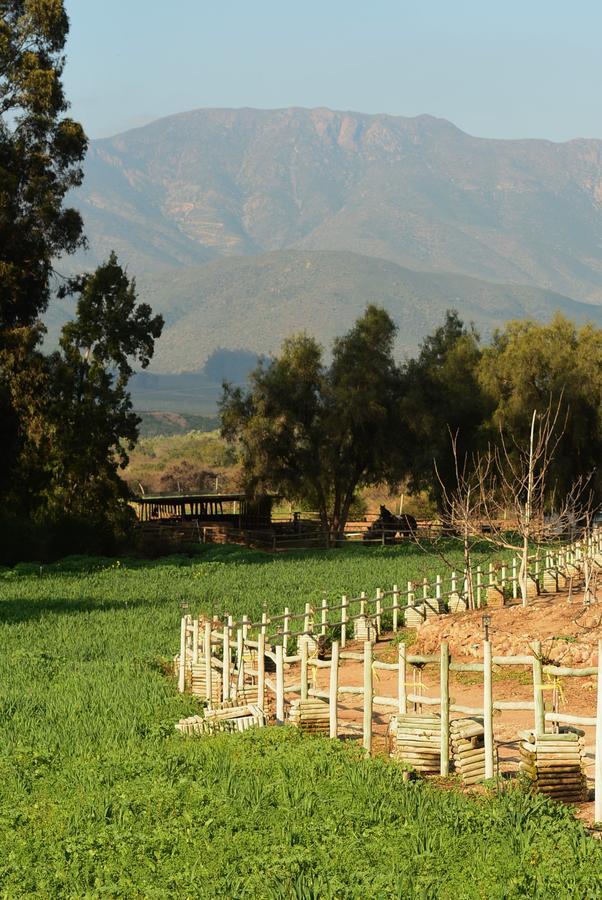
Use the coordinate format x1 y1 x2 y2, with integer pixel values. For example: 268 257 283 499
388 713 442 774
353 614 377 642
450 718 488 785
288 698 330 734
176 703 266 736
518 729 587 803
405 599 445 628
189 662 223 703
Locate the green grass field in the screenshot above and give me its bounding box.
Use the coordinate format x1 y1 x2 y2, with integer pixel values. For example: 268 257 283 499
1 545 600 898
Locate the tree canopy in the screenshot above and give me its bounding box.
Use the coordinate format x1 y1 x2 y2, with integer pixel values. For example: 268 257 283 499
221 305 406 536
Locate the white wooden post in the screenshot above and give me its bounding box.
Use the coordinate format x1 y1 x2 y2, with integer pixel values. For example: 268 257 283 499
398 641 407 715
341 595 348 648
594 641 602 822
204 622 212 702
192 616 200 665
223 616 231 701
236 627 244 696
321 594 328 636
484 640 494 779
440 641 450 776
300 636 308 701
476 566 482 608
283 607 290 657
512 557 518 600
329 641 339 739
257 630 265 711
392 584 399 632
303 602 311 636
178 616 187 693
275 643 284 723
363 640 373 754
532 640 545 736
375 587 382 635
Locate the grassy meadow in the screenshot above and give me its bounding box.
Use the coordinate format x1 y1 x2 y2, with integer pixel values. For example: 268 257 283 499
1 544 601 897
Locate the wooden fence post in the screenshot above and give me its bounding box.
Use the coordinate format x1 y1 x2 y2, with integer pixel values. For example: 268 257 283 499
223 616 231 701
341 595 348 648
512 557 518 600
484 639 494 779
329 641 339 739
532 639 545 736
398 641 407 715
300 637 308 701
204 622 212 703
304 602 311 636
363 640 373 754
276 643 284 723
392 584 399 633
257 630 265 711
440 641 450 776
375 588 382 635
192 616 200 665
178 616 187 693
594 640 602 822
236 627 244 696
476 566 482 608
283 607 290 657
321 594 328 636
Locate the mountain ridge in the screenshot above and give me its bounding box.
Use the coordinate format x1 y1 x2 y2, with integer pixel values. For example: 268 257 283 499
72 106 602 303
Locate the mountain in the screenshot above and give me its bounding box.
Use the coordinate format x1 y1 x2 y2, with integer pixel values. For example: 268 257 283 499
102 251 602 373
73 107 602 303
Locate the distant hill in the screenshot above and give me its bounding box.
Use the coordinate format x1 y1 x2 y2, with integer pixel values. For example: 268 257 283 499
120 250 602 373
72 107 602 304
136 411 219 437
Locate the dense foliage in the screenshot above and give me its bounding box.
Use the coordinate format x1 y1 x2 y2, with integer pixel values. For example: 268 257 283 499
0 4 163 559
221 306 407 536
0 548 600 898
223 310 602 525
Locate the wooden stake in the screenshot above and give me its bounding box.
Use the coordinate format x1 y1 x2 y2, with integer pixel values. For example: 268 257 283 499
392 584 399 632
204 622 212 702
594 641 602 822
329 641 339 739
257 629 265 711
484 639 494 779
223 616 231 701
321 594 328 636
192 616 199 665
398 640 407 715
300 636 308 701
363 640 373 754
341 595 348 648
532 640 545 736
283 607 290 656
440 641 450 776
375 588 382 635
178 616 187 693
276 644 284 723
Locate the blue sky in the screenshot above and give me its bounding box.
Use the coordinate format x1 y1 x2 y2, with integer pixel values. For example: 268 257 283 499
64 0 601 142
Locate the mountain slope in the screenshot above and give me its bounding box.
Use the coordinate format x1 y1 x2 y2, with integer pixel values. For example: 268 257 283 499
73 107 602 302
120 250 602 372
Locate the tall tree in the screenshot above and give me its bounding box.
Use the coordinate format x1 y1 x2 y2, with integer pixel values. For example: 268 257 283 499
401 310 491 508
220 305 406 537
479 314 602 501
0 0 87 328
0 1 87 508
42 254 163 522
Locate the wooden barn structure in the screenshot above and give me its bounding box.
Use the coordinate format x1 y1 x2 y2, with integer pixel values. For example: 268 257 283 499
131 491 274 530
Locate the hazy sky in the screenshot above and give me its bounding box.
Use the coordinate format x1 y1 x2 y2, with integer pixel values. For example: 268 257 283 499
64 0 601 142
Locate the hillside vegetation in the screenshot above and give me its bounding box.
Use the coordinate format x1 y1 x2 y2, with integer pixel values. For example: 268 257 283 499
74 107 602 305
0 549 600 897
125 251 602 374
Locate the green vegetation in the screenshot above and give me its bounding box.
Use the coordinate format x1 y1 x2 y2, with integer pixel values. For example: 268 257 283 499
1 547 600 898
137 412 219 438
126 429 237 494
